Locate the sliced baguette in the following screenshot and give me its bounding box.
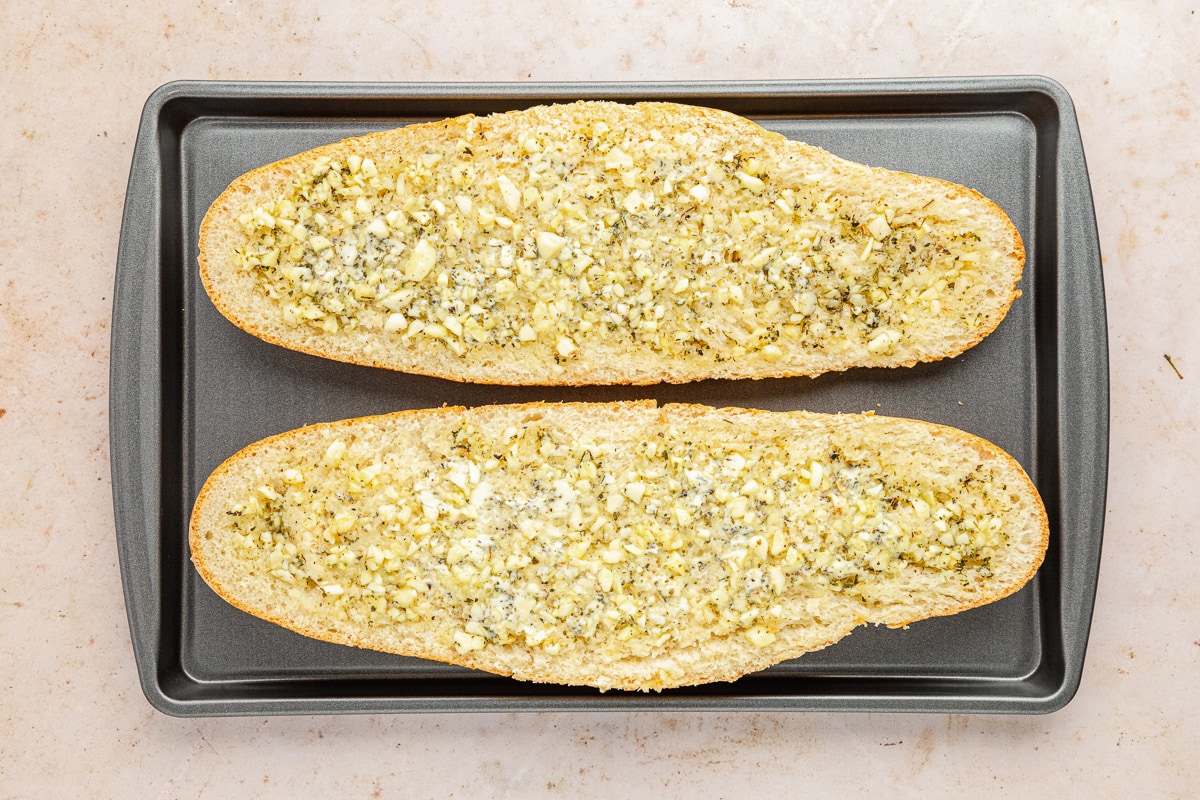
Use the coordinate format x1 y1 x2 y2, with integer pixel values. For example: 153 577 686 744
189 401 1047 691
199 101 1025 385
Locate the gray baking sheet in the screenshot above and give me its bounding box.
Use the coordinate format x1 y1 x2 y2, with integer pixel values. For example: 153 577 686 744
111 78 1107 715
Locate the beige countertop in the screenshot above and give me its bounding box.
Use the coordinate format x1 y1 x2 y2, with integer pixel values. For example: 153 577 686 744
3 0 1198 796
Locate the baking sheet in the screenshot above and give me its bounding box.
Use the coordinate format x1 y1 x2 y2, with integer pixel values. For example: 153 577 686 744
111 78 1107 715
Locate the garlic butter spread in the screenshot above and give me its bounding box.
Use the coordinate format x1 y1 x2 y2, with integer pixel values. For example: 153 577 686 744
231 107 995 368
224 418 1013 660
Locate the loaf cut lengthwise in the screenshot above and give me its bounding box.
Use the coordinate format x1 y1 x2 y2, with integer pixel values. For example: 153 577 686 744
189 402 1048 691
199 102 1025 385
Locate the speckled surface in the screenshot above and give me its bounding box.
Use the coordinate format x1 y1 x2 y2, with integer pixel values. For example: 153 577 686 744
2 1 1198 796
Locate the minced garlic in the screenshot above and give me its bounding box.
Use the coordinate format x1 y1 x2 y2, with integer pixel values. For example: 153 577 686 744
231 113 991 365
224 421 1011 659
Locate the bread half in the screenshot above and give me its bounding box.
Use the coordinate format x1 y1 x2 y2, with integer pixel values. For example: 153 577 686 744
199 102 1025 385
189 401 1048 691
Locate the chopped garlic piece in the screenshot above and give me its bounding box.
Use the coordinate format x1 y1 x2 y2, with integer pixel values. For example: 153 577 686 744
406 239 437 281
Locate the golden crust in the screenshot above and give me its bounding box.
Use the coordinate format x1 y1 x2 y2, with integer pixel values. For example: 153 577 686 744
197 101 1026 385
189 401 1049 691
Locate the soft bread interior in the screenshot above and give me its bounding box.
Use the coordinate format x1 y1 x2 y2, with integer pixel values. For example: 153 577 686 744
199 101 1025 385
189 402 1048 691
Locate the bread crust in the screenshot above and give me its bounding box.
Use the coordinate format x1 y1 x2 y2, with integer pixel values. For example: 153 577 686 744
189 401 1048 691
198 102 1025 385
